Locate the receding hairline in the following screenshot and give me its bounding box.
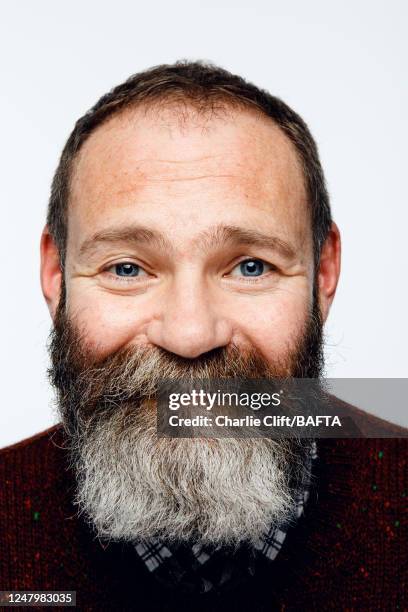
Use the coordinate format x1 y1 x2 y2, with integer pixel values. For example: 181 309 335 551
69 94 308 199
47 61 331 269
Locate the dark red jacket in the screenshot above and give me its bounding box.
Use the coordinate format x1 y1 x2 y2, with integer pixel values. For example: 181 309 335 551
0 407 407 611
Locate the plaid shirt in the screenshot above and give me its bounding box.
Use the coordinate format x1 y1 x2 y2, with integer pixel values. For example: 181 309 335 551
134 441 317 594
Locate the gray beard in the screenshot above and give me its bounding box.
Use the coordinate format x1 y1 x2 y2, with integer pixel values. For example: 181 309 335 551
50 294 323 547
71 403 307 547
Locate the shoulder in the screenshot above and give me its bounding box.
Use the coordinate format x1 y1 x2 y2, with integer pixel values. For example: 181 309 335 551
0 424 64 453
0 424 69 507
318 396 407 481
327 394 408 437
315 405 407 547
0 424 66 465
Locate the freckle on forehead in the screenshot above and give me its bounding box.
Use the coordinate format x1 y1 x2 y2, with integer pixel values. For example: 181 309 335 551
68 104 311 257
73 107 305 192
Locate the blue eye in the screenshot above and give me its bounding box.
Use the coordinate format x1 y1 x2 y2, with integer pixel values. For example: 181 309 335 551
113 263 142 277
239 260 265 276
229 259 272 278
104 261 150 283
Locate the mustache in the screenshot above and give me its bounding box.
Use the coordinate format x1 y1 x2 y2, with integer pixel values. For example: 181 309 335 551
48 294 324 436
48 316 281 433
50 336 278 403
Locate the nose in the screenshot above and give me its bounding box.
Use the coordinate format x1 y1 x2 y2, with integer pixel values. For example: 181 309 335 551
146 271 233 359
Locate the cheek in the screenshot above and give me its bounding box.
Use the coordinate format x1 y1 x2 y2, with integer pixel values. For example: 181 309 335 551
66 288 152 359
233 289 310 362
65 275 312 361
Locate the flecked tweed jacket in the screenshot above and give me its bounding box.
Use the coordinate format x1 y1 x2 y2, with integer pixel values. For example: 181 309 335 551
0 400 407 611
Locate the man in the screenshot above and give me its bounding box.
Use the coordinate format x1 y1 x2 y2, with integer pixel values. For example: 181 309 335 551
0 61 406 610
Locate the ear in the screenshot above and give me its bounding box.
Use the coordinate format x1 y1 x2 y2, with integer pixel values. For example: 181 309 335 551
40 226 63 320
317 222 341 322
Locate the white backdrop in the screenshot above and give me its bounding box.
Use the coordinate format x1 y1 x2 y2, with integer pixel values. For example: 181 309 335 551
1 0 407 447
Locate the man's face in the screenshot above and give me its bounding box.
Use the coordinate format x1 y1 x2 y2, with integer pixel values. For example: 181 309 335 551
41 104 339 546
61 105 315 364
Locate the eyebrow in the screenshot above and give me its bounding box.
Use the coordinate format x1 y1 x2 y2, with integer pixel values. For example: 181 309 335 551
78 223 297 261
79 226 173 258
200 225 297 260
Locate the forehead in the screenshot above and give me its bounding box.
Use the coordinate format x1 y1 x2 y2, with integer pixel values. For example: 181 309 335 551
68 104 310 253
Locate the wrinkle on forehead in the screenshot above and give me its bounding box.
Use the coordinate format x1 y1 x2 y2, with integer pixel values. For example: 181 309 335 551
71 104 306 194
68 105 310 256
